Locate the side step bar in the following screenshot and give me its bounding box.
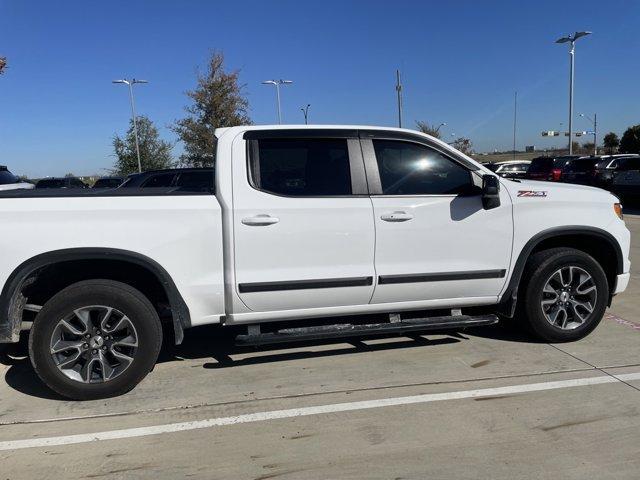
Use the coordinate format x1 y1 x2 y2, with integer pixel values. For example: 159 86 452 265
235 314 498 347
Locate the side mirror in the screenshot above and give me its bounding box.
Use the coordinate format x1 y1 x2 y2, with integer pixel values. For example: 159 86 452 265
482 174 501 210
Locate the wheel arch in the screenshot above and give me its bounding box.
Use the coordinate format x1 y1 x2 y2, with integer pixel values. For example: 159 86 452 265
0 248 190 345
500 226 623 317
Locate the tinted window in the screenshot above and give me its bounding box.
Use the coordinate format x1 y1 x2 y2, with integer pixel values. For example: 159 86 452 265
36 179 66 188
565 159 596 173
528 158 553 173
70 178 86 188
93 178 123 188
141 173 175 188
0 169 19 185
618 157 640 171
252 138 351 196
372 140 471 195
175 171 214 193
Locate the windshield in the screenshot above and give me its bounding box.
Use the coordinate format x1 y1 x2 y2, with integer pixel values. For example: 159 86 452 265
0 169 19 185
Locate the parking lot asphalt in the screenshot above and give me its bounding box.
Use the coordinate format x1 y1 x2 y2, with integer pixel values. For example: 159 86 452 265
1 214 639 479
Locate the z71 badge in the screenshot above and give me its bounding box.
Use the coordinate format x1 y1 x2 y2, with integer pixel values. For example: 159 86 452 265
517 190 547 197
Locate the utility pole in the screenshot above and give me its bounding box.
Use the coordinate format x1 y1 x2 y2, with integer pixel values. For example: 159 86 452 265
513 91 518 160
395 69 403 128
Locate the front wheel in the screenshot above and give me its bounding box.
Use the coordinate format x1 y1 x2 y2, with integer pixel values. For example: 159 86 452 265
521 247 608 342
29 280 162 400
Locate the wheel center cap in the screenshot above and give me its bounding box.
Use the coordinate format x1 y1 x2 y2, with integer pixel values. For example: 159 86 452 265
89 335 104 348
560 291 570 303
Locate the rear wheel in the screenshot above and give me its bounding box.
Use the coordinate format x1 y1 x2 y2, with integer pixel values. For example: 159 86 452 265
521 248 608 342
29 280 162 400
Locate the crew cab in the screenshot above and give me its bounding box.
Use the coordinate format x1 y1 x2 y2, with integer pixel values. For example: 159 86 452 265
0 126 631 400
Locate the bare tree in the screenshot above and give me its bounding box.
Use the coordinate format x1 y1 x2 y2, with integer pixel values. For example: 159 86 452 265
173 52 251 167
451 137 473 155
415 121 442 139
0 57 7 76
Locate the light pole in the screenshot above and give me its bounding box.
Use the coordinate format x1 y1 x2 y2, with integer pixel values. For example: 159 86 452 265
435 122 447 134
580 113 597 155
395 69 403 128
262 79 293 124
301 104 310 124
113 78 148 173
555 31 592 155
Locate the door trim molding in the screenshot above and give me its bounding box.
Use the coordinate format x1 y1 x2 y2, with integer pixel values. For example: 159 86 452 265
239 276 374 293
378 269 506 285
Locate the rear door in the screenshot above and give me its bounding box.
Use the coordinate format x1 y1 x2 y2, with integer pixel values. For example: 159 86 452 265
360 131 513 305
232 130 376 312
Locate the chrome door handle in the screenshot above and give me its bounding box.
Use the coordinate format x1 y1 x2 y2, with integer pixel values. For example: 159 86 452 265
242 214 280 226
380 211 414 222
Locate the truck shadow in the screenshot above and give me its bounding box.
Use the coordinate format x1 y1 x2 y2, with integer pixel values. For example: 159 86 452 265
2 320 538 400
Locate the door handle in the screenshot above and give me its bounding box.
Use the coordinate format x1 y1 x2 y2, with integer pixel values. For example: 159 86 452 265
242 214 280 226
380 211 414 222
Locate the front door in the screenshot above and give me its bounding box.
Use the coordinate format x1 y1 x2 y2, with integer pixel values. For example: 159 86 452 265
361 135 513 305
232 131 376 313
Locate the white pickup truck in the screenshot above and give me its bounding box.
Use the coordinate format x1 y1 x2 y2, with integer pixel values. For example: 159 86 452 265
0 125 630 399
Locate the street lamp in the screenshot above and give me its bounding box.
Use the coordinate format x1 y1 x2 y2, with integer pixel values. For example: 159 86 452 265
556 31 592 155
112 78 148 173
579 113 597 155
435 122 447 133
301 104 311 124
262 79 293 124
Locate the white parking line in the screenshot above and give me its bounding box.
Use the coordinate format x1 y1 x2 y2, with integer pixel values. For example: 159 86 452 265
1 372 639 452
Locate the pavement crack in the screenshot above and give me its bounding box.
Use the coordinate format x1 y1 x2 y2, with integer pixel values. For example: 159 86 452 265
548 344 640 393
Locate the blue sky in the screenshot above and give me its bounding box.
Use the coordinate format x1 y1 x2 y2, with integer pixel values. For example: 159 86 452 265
1 0 639 177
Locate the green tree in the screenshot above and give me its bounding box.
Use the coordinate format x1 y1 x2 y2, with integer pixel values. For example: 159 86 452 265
0 57 6 75
619 125 640 154
603 132 620 154
451 137 473 155
173 52 251 167
113 116 174 175
415 121 443 139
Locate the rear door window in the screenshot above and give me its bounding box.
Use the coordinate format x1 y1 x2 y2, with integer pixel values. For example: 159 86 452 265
250 138 352 196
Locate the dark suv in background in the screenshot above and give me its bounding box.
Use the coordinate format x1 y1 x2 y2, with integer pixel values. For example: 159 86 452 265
35 177 89 189
119 168 214 193
593 154 640 188
525 155 580 182
559 157 601 186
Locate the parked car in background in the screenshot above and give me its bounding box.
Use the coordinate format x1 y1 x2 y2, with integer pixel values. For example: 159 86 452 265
119 167 214 193
92 177 124 189
593 154 640 189
559 157 601 186
611 158 640 203
0 166 35 191
525 155 580 182
35 177 89 189
492 160 530 179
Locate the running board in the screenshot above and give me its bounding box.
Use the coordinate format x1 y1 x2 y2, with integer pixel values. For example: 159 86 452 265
235 314 498 347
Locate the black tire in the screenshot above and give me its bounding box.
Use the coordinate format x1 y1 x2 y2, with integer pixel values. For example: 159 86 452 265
29 280 162 400
520 247 608 342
